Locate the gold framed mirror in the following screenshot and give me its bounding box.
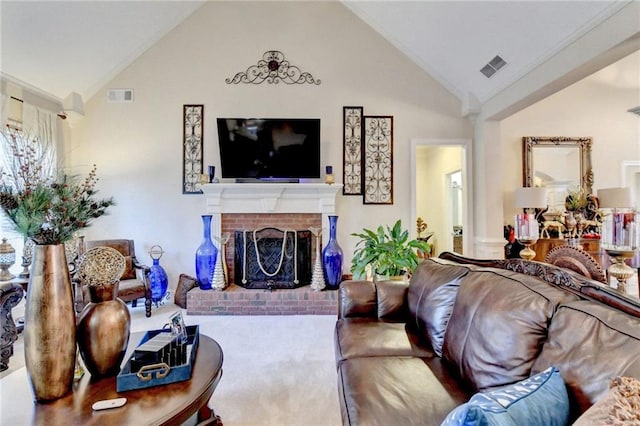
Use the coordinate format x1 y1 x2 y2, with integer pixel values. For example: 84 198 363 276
522 136 593 212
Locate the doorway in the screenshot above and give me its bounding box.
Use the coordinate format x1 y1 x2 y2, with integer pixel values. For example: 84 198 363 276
411 139 472 257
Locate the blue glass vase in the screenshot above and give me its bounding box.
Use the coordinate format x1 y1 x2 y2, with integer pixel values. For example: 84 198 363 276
195 215 218 290
149 257 168 303
322 215 343 290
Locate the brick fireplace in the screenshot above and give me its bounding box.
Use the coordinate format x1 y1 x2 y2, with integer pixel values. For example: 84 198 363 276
187 183 342 315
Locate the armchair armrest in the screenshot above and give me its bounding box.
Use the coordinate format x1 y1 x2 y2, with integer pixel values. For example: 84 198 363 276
131 256 151 283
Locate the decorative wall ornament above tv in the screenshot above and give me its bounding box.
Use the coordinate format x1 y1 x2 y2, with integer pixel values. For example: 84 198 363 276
225 50 321 85
363 116 393 205
343 107 363 195
183 104 204 194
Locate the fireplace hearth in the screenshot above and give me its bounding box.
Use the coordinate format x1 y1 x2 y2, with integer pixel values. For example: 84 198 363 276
190 183 342 315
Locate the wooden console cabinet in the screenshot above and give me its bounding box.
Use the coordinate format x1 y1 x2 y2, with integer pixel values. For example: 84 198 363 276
531 238 602 264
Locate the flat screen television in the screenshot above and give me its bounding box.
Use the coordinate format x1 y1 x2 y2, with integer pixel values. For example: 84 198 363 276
216 118 321 182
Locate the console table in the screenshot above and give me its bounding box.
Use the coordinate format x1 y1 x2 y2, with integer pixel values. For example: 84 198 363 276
531 238 601 263
0 332 223 425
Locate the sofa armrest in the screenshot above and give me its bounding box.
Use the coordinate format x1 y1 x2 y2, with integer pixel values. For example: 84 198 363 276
338 279 410 321
338 280 377 319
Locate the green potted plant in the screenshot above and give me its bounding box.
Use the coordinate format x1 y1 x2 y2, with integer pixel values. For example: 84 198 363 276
351 219 431 280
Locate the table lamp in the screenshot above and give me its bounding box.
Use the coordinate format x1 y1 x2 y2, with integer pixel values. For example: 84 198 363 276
514 187 548 260
597 187 639 294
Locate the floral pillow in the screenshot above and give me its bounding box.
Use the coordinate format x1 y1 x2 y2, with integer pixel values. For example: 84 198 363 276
441 366 569 426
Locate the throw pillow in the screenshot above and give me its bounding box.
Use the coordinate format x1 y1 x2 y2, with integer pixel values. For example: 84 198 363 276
174 273 199 309
422 277 462 356
573 376 640 426
441 366 570 426
121 256 137 280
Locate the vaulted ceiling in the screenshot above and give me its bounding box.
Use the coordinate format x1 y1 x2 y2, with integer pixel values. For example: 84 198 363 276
1 1 637 114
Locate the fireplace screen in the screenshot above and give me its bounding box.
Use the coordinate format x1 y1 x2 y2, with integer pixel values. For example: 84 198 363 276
234 228 311 289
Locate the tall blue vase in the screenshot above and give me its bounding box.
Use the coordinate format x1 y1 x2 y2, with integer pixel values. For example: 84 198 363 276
195 215 218 290
322 215 344 290
149 257 168 303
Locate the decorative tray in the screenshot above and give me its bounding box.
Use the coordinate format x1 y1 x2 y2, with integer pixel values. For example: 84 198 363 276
116 325 199 392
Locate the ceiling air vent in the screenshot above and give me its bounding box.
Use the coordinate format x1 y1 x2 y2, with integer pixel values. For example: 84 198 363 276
480 55 507 78
628 106 640 116
107 89 134 103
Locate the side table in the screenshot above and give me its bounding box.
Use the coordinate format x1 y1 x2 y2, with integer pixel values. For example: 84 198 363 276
0 331 224 425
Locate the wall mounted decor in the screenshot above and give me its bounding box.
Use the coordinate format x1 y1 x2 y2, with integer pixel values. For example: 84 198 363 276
183 105 203 194
343 106 363 195
363 116 393 205
225 50 321 85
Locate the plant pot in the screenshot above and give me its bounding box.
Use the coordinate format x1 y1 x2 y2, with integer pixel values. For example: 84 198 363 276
24 244 76 402
374 273 408 283
77 283 131 377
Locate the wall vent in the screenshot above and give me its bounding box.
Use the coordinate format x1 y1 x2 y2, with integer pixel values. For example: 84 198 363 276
107 89 134 103
480 55 507 78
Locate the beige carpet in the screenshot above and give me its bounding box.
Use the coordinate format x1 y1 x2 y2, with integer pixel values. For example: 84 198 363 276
2 299 342 426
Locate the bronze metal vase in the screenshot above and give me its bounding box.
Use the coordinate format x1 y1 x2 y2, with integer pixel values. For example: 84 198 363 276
24 244 77 402
77 283 130 377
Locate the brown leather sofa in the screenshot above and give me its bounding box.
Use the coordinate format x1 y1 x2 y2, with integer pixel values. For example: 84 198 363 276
335 253 640 425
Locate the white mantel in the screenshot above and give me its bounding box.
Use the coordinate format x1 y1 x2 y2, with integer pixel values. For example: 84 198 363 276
200 183 342 243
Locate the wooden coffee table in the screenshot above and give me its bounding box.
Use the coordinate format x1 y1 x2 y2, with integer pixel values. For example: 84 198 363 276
0 332 223 425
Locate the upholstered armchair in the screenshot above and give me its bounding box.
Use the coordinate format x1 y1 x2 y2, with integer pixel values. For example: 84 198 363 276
74 239 152 317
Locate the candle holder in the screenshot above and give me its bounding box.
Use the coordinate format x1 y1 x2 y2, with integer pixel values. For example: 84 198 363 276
598 187 639 294
514 187 547 261
0 238 16 281
325 165 334 185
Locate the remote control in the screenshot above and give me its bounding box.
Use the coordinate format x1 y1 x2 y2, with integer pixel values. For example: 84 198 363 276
92 397 127 411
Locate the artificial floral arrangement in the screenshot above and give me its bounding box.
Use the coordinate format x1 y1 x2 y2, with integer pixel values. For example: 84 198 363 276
0 130 114 245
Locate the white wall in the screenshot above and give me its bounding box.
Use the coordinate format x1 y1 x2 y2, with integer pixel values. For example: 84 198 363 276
68 1 472 290
501 50 640 224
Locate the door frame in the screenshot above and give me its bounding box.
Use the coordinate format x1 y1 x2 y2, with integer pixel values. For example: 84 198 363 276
411 138 473 257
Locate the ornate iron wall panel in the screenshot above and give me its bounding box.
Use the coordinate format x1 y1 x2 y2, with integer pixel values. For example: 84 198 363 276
363 116 393 205
183 104 203 194
343 106 363 195
226 50 320 85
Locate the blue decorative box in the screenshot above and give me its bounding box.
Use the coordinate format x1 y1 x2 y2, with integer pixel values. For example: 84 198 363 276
116 325 199 392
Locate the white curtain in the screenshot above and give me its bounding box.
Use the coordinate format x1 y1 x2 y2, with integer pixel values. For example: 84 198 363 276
22 102 58 168
1 101 59 272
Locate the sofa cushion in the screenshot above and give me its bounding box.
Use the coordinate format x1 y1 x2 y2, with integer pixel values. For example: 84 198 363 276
442 366 569 426
423 276 463 357
376 279 409 321
442 268 579 391
334 318 434 364
531 300 640 418
338 356 470 426
408 259 471 339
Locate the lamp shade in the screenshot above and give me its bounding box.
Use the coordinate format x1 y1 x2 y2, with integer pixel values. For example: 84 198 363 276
515 187 548 209
597 187 633 208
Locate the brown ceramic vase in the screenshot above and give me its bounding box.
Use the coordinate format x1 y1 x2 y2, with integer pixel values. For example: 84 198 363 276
24 244 77 402
76 283 131 377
